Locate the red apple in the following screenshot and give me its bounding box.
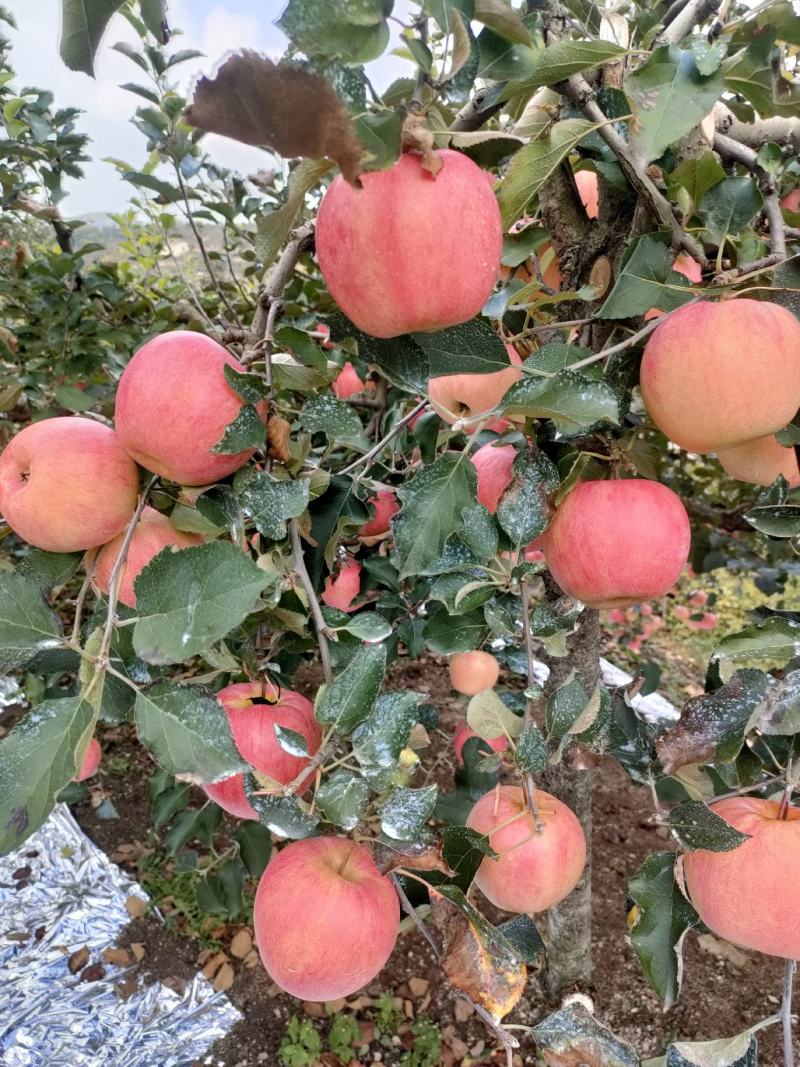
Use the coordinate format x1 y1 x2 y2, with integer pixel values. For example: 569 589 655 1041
316 150 502 338
717 435 800 488
644 254 703 321
782 189 800 213
449 650 500 695
254 836 399 999
640 300 800 452
75 737 101 781
321 558 361 612
202 681 322 821
314 323 336 350
453 719 508 765
542 479 691 609
0 417 140 552
429 346 523 426
86 505 203 607
470 441 516 513
575 169 598 219
332 362 367 399
467 785 586 913
114 331 267 485
683 797 800 959
359 490 399 539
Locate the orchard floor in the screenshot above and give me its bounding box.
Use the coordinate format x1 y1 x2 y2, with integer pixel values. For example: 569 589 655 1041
71 654 797 1067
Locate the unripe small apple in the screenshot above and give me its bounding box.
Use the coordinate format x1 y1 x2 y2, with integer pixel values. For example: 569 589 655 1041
640 299 800 452
575 169 598 219
467 785 586 913
683 797 800 959
359 490 399 539
86 506 203 607
470 441 516 513
717 436 800 488
322 558 361 612
428 346 522 426
542 479 691 609
453 719 508 765
202 681 322 821
0 417 140 552
115 331 267 485
254 836 399 1000
317 150 502 338
449 650 500 695
75 737 101 781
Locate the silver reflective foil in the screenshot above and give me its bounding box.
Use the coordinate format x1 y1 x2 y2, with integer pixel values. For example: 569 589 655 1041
0 804 240 1066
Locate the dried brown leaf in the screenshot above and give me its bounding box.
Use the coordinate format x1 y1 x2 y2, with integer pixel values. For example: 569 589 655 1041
68 946 90 974
401 112 443 177
186 52 363 185
130 942 146 961
374 839 456 878
80 962 107 983
102 947 132 967
266 415 292 463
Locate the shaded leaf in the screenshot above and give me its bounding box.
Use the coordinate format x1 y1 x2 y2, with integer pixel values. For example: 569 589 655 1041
234 468 310 540
440 825 497 892
351 690 422 769
501 370 619 435
668 800 750 852
746 670 800 735
699 176 763 243
515 722 548 774
235 821 273 878
278 0 391 64
599 234 696 319
0 572 63 671
255 158 333 271
467 688 523 741
300 394 365 442
533 1003 638 1066
496 449 559 544
245 778 319 839
212 404 265 454
315 642 387 732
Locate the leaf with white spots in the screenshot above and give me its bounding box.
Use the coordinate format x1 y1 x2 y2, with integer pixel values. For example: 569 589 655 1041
0 571 64 672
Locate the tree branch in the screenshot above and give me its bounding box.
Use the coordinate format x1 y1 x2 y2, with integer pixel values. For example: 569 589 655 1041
451 86 504 132
247 221 316 361
657 0 721 45
714 103 800 155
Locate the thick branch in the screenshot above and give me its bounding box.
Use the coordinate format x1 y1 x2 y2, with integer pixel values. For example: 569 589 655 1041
248 222 316 356
714 103 800 155
713 132 787 273
451 86 504 132
657 0 721 44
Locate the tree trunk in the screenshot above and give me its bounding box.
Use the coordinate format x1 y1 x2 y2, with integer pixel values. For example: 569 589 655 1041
542 604 601 999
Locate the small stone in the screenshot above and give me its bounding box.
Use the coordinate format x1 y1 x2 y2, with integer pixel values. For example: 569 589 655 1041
124 895 147 918
130 942 146 961
230 929 253 959
408 977 429 997
102 947 132 967
454 1000 474 1022
213 963 235 992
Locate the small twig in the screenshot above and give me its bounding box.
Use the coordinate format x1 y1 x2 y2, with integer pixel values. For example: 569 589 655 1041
519 579 544 833
784 959 797 1067
289 518 333 684
339 399 428 478
245 222 316 364
391 873 440 953
71 569 94 645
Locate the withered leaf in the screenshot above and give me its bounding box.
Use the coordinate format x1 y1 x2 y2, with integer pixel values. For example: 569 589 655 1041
401 111 442 178
532 1003 639 1067
266 416 292 464
186 53 363 185
374 839 456 878
428 884 526 1021
68 946 90 974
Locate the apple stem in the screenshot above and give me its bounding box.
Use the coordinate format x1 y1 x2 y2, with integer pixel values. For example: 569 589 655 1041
783 959 796 1067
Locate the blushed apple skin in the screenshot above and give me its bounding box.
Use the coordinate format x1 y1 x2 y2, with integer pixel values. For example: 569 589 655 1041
360 490 400 538
542 479 691 609
75 737 102 781
86 505 203 607
782 189 800 213
644 255 703 321
429 347 522 425
321 558 362 612
332 362 367 399
717 436 800 488
449 650 500 696
317 150 502 339
683 797 800 959
254 837 399 1000
575 169 598 219
640 300 800 452
453 719 508 765
467 785 586 913
0 417 140 552
114 331 267 485
202 681 322 821
470 441 516 513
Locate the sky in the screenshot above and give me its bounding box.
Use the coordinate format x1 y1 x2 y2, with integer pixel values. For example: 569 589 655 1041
5 1 410 217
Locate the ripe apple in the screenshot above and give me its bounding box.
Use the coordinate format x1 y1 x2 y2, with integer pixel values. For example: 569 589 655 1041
640 299 800 452
449 649 500 695
575 169 598 219
683 797 800 959
0 417 140 552
114 331 267 485
542 479 691 609
453 719 508 765
202 681 322 820
321 558 361 612
782 189 800 213
86 505 203 607
332 362 367 399
644 255 703 321
254 836 399 1000
75 737 101 781
717 435 800 488
429 346 523 426
467 785 586 913
470 441 516 513
314 323 336 350
359 490 399 539
316 150 502 338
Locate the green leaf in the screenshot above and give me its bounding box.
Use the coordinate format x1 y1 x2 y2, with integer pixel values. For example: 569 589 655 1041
723 39 800 120
501 370 619 434
668 800 751 852
234 821 273 878
300 394 365 443
496 449 559 544
165 805 222 856
139 0 168 41
546 673 592 737
467 688 523 741
212 404 265 454
278 0 391 63
315 642 387 732
133 542 271 664
316 770 369 830
699 176 763 243
744 503 800 538
441 824 497 891
473 0 531 44
515 722 548 773
255 158 333 271
497 119 600 228
351 690 421 775
274 725 310 758
0 572 63 672
54 383 94 412
380 784 438 841
628 851 701 1010
429 570 495 616
354 110 404 170
245 779 320 839
513 39 628 93
688 35 726 76
341 612 393 643
0 697 95 854
459 503 498 561
669 151 725 215
121 171 186 202
59 0 126 76
424 605 486 654
745 670 800 735
413 318 511 377
499 914 545 966
134 683 247 781
235 468 311 540
274 326 327 370
624 45 724 164
18 551 82 592
713 618 800 679
223 363 268 404
599 235 696 319
393 454 477 580
533 1004 639 1066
